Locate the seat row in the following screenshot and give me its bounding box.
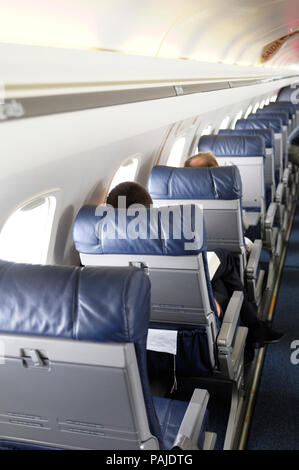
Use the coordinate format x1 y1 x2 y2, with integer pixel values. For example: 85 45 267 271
72 90 299 448
0 258 216 450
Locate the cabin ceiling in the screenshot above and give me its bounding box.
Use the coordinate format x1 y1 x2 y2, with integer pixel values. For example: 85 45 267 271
0 0 299 70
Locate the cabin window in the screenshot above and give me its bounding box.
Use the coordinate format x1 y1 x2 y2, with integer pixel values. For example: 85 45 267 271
0 195 56 264
259 100 265 109
253 102 260 113
167 137 186 167
109 156 139 190
219 116 231 130
201 125 213 136
231 111 243 129
244 105 253 118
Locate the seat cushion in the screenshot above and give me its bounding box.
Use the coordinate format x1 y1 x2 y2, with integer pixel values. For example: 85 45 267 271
153 396 208 450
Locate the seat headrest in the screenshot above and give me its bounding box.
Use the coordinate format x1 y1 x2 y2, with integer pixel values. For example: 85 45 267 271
198 134 265 157
253 110 289 126
74 204 206 256
266 103 295 117
275 100 298 111
219 128 275 149
0 260 150 344
235 118 282 133
148 165 242 201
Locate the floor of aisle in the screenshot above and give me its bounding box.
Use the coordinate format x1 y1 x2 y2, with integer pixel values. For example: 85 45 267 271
246 201 299 450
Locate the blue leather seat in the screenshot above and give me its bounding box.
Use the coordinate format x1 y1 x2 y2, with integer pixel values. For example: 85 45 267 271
268 100 297 115
265 102 297 129
236 116 292 219
235 117 284 184
147 164 247 257
74 202 247 378
198 134 265 160
219 128 276 207
276 87 299 126
147 162 266 302
153 396 207 450
147 164 242 201
73 203 246 449
197 134 282 256
250 111 289 161
219 128 275 150
252 110 289 127
0 259 213 450
74 203 219 347
235 117 282 134
197 134 265 215
74 203 206 257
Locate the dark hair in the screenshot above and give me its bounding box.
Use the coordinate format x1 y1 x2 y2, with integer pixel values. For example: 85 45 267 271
106 181 153 208
184 152 219 168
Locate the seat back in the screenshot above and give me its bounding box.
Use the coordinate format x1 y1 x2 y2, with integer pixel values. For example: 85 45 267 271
277 86 299 126
235 118 283 181
147 165 244 255
254 109 289 126
74 204 219 371
266 102 297 131
219 128 275 204
198 134 265 214
251 111 289 160
0 261 161 450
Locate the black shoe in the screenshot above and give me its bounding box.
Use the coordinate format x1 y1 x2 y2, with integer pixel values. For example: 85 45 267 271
247 321 284 347
262 324 285 344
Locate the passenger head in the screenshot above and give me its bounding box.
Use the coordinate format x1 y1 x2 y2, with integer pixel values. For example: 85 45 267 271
106 181 153 208
184 152 218 168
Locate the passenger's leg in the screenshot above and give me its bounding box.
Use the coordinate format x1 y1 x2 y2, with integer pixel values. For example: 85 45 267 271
212 249 284 346
212 268 258 328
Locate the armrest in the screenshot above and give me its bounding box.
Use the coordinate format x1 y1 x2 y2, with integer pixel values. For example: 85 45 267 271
246 239 262 278
283 167 290 185
275 182 284 203
217 291 244 348
172 389 210 450
265 202 277 229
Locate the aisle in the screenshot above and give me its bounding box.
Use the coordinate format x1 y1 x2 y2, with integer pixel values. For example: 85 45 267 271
246 201 299 449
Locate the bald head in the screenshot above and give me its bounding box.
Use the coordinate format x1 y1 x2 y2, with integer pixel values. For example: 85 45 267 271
184 152 218 168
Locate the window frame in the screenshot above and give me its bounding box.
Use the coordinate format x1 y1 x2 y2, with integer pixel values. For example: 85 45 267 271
252 102 260 113
244 104 253 118
218 116 231 130
231 110 243 129
0 190 59 265
108 154 141 192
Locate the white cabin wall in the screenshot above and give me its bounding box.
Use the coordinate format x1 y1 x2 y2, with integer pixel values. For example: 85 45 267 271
157 87 282 165
0 119 169 265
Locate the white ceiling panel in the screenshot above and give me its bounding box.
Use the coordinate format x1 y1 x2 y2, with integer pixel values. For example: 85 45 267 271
0 0 298 69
